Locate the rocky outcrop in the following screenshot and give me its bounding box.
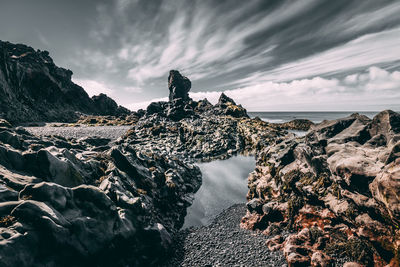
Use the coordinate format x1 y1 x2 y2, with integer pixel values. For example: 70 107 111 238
241 111 400 266
276 119 314 131
213 93 249 118
168 70 191 102
0 120 201 266
91 93 131 117
0 41 130 124
125 71 281 161
0 69 285 266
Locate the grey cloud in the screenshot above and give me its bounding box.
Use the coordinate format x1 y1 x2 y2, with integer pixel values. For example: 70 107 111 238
1 0 399 110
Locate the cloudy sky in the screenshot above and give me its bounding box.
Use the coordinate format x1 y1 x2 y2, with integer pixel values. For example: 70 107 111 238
1 0 400 111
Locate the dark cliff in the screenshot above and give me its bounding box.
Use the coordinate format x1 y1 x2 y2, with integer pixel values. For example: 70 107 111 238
0 41 130 123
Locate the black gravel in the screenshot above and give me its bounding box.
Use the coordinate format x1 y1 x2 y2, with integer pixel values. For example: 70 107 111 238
160 204 287 267
25 125 131 140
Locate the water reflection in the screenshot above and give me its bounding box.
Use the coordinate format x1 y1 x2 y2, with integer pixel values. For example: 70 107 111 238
287 129 307 136
183 155 255 228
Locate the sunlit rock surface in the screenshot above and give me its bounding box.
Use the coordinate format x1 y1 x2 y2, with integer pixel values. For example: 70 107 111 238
242 110 400 266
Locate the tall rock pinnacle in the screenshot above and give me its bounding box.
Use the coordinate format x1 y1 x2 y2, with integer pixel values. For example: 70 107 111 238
168 70 191 102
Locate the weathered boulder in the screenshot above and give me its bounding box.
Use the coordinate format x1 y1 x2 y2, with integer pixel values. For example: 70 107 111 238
168 70 191 102
214 93 249 118
91 93 131 117
277 119 314 131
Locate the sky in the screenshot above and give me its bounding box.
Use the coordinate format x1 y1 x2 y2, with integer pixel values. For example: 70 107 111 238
1 0 399 111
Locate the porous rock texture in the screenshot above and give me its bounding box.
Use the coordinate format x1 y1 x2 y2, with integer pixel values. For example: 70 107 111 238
277 119 315 131
0 40 130 124
168 70 191 102
0 123 203 266
242 110 400 266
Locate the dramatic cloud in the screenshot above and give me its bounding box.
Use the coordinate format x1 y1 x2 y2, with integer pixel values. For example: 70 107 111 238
1 0 399 110
128 66 400 111
73 79 114 97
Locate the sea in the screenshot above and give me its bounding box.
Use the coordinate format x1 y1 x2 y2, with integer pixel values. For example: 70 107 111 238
247 111 380 123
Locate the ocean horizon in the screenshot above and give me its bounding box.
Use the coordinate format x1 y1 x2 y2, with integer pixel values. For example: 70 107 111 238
248 111 384 123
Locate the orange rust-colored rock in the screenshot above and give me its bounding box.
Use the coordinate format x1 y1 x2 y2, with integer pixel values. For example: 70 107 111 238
243 111 400 266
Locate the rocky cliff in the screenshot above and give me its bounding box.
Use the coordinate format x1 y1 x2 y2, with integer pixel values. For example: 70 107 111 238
0 41 130 124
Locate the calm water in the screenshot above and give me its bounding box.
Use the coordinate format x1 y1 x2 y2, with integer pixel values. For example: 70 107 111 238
248 111 380 123
183 155 255 228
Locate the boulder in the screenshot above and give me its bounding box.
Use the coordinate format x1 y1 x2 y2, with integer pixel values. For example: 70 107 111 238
214 93 249 118
278 119 314 131
168 70 191 102
92 93 131 117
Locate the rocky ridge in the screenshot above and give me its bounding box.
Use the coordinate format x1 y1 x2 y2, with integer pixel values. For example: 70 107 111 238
241 111 400 266
0 40 130 124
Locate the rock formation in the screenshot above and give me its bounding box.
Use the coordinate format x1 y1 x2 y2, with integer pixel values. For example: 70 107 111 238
0 120 201 266
1 56 398 266
0 68 283 266
0 41 130 124
241 111 400 266
168 70 191 102
91 93 131 117
277 119 314 131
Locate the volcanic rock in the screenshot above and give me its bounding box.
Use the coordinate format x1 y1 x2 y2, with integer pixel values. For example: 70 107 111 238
168 70 191 102
0 40 130 124
0 124 202 266
91 93 131 117
242 110 400 266
277 119 314 131
213 93 249 118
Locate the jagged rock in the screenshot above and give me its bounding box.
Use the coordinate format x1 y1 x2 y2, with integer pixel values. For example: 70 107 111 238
277 119 314 131
168 70 191 102
214 93 249 118
242 110 400 266
0 119 11 128
0 40 130 124
92 93 131 117
0 124 202 266
147 101 167 115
